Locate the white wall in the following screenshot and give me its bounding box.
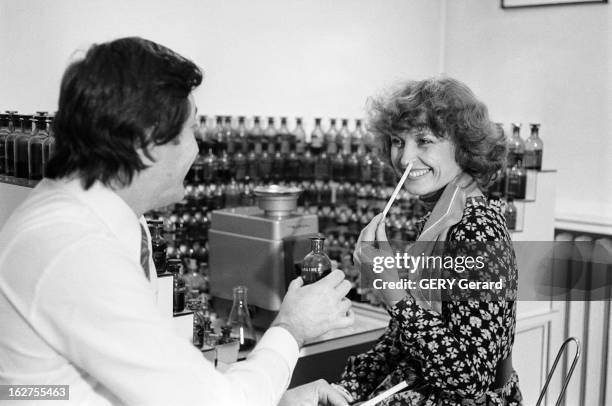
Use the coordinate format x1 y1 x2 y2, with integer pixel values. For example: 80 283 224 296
0 0 443 131
442 0 612 228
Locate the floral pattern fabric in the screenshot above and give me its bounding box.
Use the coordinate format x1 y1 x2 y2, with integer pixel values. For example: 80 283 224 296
338 197 523 405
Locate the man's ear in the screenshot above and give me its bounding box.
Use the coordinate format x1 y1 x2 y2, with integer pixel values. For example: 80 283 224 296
136 127 159 165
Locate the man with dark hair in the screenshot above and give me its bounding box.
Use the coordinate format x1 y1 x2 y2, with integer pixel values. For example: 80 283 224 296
0 37 353 406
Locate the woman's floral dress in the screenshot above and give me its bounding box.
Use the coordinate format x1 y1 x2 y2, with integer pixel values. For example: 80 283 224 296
337 197 523 405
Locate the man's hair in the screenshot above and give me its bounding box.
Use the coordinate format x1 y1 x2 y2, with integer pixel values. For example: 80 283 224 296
368 76 507 189
46 37 203 189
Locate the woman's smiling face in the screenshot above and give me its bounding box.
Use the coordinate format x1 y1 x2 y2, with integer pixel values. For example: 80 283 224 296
389 126 462 196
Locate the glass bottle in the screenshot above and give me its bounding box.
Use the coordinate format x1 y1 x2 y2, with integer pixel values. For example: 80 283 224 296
351 119 365 155
246 137 260 182
217 149 232 182
278 117 291 155
42 116 55 175
504 198 517 231
28 111 49 180
225 116 237 155
286 147 300 181
211 116 224 156
249 116 264 157
506 160 526 200
192 299 205 348
4 111 18 177
331 151 345 182
345 148 360 183
202 148 218 183
150 220 168 275
293 117 306 154
310 118 324 155
0 114 8 174
258 148 272 182
338 118 351 156
524 123 543 170
507 123 524 169
14 115 32 179
264 117 277 154
226 285 257 352
195 115 208 152
184 258 209 300
314 148 330 182
299 146 315 181
325 119 339 155
237 116 249 157
301 237 332 284
225 179 241 208
168 259 186 313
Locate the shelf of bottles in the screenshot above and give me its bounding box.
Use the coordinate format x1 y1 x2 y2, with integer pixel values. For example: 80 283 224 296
0 111 55 186
142 116 545 310
0 109 544 303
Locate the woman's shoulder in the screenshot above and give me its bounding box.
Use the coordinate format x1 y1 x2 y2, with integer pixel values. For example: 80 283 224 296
448 197 511 242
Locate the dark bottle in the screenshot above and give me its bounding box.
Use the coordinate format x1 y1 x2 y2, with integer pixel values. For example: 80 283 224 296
331 151 346 182
345 149 360 183
189 150 205 184
246 141 260 182
504 198 518 231
271 150 285 182
233 120 247 182
202 148 218 183
42 116 55 175
236 116 249 156
192 299 205 348
286 149 300 181
338 119 351 156
310 118 324 155
195 115 207 152
225 116 237 155
506 160 526 200
258 149 273 181
149 220 168 275
321 181 332 206
4 111 18 176
211 183 226 210
14 115 32 178
360 150 373 183
293 117 306 154
224 179 241 208
264 117 277 154
372 153 386 185
211 116 224 155
524 123 543 170
249 116 264 156
217 150 232 182
226 285 257 351
507 123 524 168
168 259 186 313
299 147 315 181
278 117 291 156
301 237 332 284
28 113 48 180
325 119 339 155
0 114 8 174
314 150 330 181
351 119 365 154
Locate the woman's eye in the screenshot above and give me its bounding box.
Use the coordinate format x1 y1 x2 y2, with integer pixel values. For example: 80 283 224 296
417 137 433 145
391 138 404 147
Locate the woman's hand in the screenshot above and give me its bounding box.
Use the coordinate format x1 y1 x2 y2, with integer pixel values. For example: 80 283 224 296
355 213 409 307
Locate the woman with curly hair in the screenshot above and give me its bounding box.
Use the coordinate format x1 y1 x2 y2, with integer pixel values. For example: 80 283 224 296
332 77 523 405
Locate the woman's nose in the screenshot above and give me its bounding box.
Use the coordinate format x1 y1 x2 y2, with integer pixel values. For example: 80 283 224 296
399 141 417 168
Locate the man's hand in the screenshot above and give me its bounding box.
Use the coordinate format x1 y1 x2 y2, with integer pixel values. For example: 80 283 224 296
278 380 352 406
273 270 354 347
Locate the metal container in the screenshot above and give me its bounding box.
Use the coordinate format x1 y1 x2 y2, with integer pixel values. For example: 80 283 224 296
253 184 302 218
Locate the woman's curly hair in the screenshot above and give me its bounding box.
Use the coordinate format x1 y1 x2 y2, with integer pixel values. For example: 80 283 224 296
367 76 507 189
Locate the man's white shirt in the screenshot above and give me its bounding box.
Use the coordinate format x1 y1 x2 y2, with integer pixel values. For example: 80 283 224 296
0 178 299 405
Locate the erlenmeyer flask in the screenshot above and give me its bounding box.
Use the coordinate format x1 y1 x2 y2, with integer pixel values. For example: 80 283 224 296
226 286 257 352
